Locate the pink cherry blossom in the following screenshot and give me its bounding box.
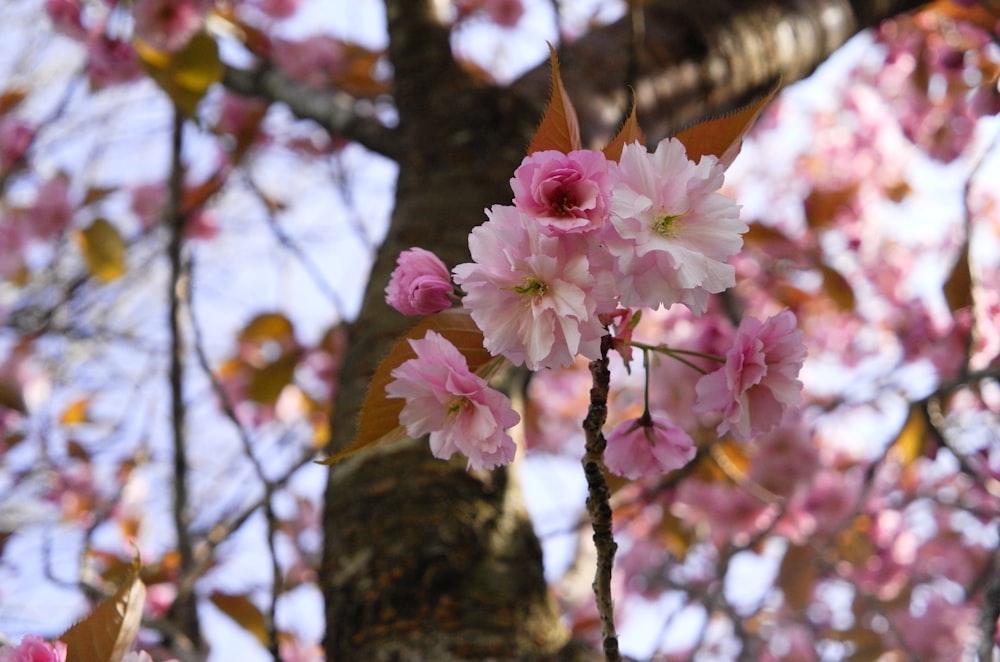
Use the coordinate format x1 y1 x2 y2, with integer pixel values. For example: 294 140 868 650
26 176 74 241
606 138 746 313
694 309 806 441
510 149 613 235
0 220 28 277
0 117 35 173
0 635 65 662
385 330 519 470
249 0 301 20
86 30 143 89
132 0 205 52
483 0 524 27
603 412 696 479
454 205 613 370
272 36 344 88
44 0 86 39
385 247 454 316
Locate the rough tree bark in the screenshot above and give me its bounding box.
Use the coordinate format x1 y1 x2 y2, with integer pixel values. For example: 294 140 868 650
228 1 932 659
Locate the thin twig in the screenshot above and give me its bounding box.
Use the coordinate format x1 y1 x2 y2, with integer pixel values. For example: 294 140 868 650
187 252 283 660
581 334 621 662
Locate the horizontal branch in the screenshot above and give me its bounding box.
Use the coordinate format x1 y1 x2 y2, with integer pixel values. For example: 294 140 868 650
222 64 400 159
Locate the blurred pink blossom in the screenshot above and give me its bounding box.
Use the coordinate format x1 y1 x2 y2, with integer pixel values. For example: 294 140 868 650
603 412 696 479
272 36 344 88
695 309 806 441
0 635 66 662
86 30 143 89
386 330 519 470
385 247 454 316
132 0 205 51
482 0 524 27
44 0 85 39
250 0 301 20
26 176 73 241
0 117 34 173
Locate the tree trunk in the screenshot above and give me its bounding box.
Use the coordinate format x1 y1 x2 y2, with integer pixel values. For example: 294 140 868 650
319 1 927 659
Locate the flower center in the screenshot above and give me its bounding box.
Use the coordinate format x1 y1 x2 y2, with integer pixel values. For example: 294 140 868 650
446 396 469 416
653 213 683 237
513 277 547 301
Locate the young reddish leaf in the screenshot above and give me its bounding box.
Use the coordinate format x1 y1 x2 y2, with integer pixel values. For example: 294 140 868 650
77 218 126 282
209 591 269 646
60 398 90 425
60 558 146 662
889 405 928 468
819 264 856 311
943 242 973 313
674 80 779 167
245 353 298 405
602 96 646 162
804 183 859 230
777 543 818 611
319 309 493 465
0 87 27 115
135 31 224 116
526 46 582 155
240 312 295 345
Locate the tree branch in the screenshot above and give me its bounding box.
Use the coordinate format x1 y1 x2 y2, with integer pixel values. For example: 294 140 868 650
222 64 399 160
165 107 203 657
513 0 929 145
582 335 621 662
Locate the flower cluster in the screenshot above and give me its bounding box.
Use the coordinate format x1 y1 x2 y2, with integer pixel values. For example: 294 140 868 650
0 636 166 662
384 137 806 475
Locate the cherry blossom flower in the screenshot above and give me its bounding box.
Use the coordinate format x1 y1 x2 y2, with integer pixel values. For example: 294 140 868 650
606 138 746 313
44 0 85 39
385 247 454 316
453 204 612 370
86 30 143 89
386 330 519 470
0 117 34 173
694 309 806 441
26 176 74 241
510 149 613 235
0 635 66 662
272 36 344 88
132 0 205 52
603 412 696 479
249 0 301 20
483 0 524 27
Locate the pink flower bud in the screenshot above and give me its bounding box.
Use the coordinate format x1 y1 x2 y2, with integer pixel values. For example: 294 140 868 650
385 248 454 316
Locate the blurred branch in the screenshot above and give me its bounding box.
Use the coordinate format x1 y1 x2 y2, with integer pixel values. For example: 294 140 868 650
222 64 399 159
187 253 282 661
165 107 202 657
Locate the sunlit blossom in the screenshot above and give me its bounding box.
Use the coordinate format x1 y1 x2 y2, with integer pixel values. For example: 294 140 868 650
606 138 745 313
454 204 612 370
386 330 519 470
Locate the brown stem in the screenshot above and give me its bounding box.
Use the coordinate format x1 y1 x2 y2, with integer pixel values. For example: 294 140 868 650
582 334 621 662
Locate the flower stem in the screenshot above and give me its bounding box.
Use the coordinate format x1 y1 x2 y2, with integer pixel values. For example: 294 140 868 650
582 334 622 662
